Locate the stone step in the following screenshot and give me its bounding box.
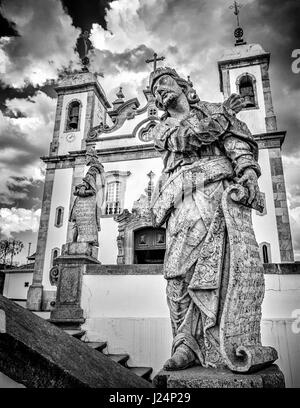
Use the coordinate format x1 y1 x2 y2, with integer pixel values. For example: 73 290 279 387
85 342 152 382
63 329 86 339
86 342 107 352
0 295 151 388
106 354 130 366
128 367 153 381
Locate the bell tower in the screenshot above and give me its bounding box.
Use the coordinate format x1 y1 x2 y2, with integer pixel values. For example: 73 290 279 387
49 70 110 157
217 3 294 264
27 34 111 311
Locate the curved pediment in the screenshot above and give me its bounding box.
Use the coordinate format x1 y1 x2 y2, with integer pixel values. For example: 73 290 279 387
88 98 143 140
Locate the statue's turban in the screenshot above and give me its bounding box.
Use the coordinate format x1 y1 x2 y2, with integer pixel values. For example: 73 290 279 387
149 67 180 95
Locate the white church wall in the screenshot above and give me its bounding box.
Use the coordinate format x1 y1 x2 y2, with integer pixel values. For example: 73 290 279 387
81 273 300 386
98 218 119 264
93 96 106 128
81 275 168 319
98 158 163 264
102 157 163 209
229 65 267 134
253 149 281 262
58 92 88 155
3 273 33 301
96 135 149 150
42 168 73 289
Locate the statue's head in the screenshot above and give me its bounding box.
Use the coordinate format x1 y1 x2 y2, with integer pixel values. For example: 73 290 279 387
85 146 98 165
149 66 199 111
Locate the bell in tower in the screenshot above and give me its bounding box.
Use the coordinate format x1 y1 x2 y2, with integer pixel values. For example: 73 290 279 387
67 101 80 130
239 74 255 108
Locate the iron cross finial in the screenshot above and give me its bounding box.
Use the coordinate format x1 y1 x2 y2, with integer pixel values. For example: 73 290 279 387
229 1 242 27
145 52 165 71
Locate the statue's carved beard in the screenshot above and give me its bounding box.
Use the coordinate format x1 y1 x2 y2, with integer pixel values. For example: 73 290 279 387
160 90 179 109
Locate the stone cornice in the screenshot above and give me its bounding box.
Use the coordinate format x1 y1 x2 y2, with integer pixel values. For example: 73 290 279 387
218 52 270 68
1 262 299 275
254 130 286 149
0 268 34 274
40 131 286 166
84 263 300 275
41 144 160 166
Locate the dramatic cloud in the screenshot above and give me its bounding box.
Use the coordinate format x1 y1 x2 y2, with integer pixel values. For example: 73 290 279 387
0 0 81 87
89 0 233 102
1 176 44 209
0 91 55 207
0 207 41 238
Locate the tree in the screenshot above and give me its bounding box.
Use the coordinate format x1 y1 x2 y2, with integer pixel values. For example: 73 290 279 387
0 240 10 265
0 239 24 267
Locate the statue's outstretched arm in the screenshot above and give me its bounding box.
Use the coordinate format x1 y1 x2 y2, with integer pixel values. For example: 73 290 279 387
223 135 261 179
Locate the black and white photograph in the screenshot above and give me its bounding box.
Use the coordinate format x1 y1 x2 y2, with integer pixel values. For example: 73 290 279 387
0 0 299 393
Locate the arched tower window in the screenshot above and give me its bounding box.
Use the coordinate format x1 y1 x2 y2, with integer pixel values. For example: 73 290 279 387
55 206 64 228
236 73 258 109
65 100 81 131
106 181 121 215
259 242 271 264
262 245 269 263
51 247 60 266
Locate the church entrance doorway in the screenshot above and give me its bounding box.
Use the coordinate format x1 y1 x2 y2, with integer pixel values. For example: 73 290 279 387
134 227 166 264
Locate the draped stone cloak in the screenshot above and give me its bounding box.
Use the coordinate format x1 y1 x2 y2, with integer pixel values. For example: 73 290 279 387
69 162 105 246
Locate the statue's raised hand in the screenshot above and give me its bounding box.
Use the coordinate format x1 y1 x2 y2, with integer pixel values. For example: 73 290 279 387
224 93 246 115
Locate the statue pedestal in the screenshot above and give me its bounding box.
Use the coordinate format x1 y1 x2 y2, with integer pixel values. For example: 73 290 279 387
49 243 100 328
153 365 285 388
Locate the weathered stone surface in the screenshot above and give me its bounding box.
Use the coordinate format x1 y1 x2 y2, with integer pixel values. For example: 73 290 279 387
50 242 101 325
0 295 152 388
86 264 163 275
219 185 277 372
269 147 294 262
61 242 99 259
27 167 55 311
84 263 299 275
264 263 300 274
149 67 280 374
154 365 285 388
69 147 105 246
26 284 43 311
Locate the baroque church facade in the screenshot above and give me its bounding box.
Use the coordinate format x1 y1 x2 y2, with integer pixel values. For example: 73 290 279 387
26 38 294 311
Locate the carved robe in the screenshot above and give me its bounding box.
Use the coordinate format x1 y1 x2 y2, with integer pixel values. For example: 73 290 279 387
69 162 105 246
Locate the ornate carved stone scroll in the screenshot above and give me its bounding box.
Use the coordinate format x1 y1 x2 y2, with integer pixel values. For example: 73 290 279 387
49 265 59 287
220 184 277 372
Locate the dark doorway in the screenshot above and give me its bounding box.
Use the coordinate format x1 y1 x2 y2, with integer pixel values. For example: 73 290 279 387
134 227 166 264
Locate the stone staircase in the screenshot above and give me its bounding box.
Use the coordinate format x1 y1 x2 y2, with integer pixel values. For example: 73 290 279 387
64 329 153 382
0 295 152 388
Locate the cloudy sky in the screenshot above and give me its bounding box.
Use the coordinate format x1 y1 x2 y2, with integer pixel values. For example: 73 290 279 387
0 0 299 263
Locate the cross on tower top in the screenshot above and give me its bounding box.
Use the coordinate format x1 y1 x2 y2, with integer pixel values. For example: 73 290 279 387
229 1 246 46
145 52 165 71
229 1 242 27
